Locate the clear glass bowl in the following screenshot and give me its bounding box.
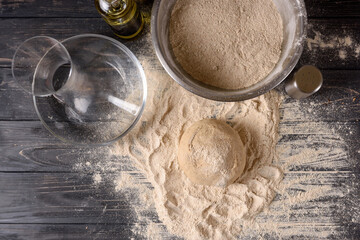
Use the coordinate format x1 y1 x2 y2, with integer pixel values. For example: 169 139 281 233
12 34 147 145
151 0 307 102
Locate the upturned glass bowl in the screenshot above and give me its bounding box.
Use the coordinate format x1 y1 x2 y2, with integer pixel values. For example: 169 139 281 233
12 34 147 145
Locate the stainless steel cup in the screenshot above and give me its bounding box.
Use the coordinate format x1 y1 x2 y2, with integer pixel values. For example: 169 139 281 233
285 65 323 99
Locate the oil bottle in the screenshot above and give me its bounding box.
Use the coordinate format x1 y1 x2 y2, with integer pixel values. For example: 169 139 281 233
95 0 144 39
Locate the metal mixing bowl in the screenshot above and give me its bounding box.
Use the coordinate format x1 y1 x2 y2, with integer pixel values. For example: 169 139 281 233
151 0 307 102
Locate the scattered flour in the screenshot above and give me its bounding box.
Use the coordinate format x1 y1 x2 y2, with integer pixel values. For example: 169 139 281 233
339 50 347 60
355 46 360 58
92 173 102 185
110 59 284 239
306 29 359 60
73 64 357 239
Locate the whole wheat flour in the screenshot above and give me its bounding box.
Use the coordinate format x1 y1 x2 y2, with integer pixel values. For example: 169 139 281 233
109 60 284 239
169 0 283 90
74 59 357 239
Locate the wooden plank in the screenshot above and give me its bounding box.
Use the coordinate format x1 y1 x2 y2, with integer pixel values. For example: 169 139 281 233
0 172 156 224
0 0 154 18
0 68 359 121
301 19 360 69
0 120 141 172
0 223 174 240
0 120 358 172
0 0 359 18
279 70 360 123
0 68 38 120
304 0 360 18
0 0 98 18
0 171 357 240
0 18 359 69
0 11 155 68
0 222 354 240
0 224 147 240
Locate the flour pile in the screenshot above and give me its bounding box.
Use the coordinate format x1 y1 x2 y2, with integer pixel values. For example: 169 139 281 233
169 0 283 89
74 62 356 239
110 62 283 239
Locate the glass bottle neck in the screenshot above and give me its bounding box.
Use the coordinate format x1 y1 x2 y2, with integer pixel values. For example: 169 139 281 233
96 0 133 18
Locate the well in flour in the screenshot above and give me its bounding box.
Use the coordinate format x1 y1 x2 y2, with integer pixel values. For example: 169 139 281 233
178 119 246 187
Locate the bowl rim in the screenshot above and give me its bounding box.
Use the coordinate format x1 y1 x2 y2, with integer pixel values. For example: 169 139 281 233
151 0 308 102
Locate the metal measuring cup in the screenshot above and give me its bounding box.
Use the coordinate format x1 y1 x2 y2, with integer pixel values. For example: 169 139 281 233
285 65 323 99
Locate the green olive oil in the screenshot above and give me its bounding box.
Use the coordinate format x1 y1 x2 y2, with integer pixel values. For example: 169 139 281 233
95 0 144 39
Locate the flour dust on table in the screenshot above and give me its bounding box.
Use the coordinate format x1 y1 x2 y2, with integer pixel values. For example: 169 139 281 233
109 59 284 239
74 59 355 239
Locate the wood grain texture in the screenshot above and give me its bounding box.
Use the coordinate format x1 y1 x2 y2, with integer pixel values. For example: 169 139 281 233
0 0 98 18
0 224 162 240
0 0 359 18
300 19 360 69
304 0 360 18
0 223 353 240
0 170 354 223
0 172 144 224
1 68 359 121
0 170 357 239
0 19 359 69
0 117 360 172
0 0 359 239
0 120 358 172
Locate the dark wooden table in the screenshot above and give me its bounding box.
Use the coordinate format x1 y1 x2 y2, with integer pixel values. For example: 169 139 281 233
0 0 359 239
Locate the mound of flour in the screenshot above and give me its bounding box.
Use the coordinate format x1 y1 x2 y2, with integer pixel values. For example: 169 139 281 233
170 0 283 90
111 61 284 239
